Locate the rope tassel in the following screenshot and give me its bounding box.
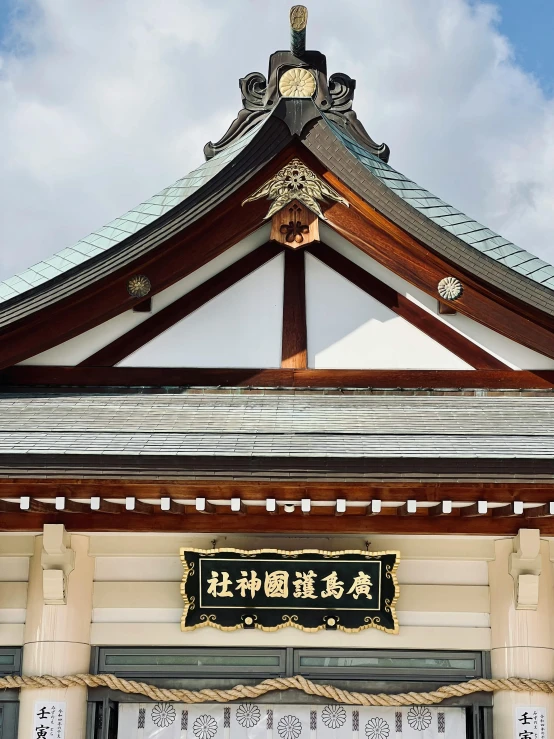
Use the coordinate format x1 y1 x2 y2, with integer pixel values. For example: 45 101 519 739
1 674 554 705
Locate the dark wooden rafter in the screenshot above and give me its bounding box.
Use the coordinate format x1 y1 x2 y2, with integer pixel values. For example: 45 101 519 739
308 243 508 370
81 243 283 367
315 163 554 362
281 249 307 368
4 366 554 388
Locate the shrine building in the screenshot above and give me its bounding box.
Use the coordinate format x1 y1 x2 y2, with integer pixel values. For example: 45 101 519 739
1 6 554 739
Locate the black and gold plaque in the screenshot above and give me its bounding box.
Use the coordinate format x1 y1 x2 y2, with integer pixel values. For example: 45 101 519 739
180 548 399 634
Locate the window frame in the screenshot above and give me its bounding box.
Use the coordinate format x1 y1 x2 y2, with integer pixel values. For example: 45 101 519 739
87 647 492 739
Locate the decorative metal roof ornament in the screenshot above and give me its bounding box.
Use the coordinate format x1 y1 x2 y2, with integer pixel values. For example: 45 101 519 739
127 274 151 298
242 158 348 219
437 276 463 301
279 67 317 98
203 7 389 163
290 5 308 57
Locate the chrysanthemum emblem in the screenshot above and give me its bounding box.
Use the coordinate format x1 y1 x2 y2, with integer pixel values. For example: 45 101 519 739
278 714 303 739
236 704 262 728
407 706 432 731
365 717 390 739
193 714 219 739
151 703 177 728
279 68 317 98
321 705 347 729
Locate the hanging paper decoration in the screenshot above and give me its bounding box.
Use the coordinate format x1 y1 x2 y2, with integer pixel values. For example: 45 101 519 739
118 702 465 739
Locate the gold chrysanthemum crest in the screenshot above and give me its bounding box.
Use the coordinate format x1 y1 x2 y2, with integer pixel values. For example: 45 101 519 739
242 158 349 220
279 68 316 98
127 274 151 298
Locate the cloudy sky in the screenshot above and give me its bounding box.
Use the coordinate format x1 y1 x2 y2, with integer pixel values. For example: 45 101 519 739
1 0 554 281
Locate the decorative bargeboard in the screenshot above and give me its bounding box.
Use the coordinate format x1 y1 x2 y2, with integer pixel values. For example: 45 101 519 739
118 702 465 739
180 548 399 633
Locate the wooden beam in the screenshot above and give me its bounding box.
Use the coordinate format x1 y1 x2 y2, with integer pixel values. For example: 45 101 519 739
19 498 56 514
2 480 554 503
460 501 489 517
195 498 215 514
281 249 307 368
429 501 453 516
4 366 554 389
230 498 246 515
367 500 382 516
2 510 554 535
308 243 508 370
398 500 418 516
160 498 186 514
54 497 92 514
0 500 22 513
90 498 123 514
525 503 554 519
124 497 156 515
492 502 524 517
81 243 283 366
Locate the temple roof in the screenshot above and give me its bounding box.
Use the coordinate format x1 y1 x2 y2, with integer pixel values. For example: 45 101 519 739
0 123 264 305
1 4 553 332
328 120 554 291
0 392 552 465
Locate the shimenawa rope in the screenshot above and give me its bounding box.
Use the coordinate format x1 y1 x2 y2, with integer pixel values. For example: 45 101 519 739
1 674 553 706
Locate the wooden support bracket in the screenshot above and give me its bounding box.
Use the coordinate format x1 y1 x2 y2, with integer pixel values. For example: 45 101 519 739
492 502 524 518
460 501 488 517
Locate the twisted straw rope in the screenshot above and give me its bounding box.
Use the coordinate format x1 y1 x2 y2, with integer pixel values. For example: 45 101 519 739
1 674 553 706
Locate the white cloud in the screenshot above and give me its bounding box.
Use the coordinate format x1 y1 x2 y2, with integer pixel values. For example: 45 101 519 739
1 0 554 281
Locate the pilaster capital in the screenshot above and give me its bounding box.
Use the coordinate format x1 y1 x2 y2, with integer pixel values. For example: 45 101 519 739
509 528 542 610
40 524 75 605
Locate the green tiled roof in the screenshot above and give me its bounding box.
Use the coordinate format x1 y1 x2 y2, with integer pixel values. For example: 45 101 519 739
327 119 554 293
0 124 263 304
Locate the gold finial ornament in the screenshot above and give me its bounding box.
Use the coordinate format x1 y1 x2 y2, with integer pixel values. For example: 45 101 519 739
242 158 349 220
290 5 308 31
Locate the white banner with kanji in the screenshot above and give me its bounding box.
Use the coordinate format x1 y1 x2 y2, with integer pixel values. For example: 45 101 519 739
515 707 548 739
118 702 465 739
33 702 66 739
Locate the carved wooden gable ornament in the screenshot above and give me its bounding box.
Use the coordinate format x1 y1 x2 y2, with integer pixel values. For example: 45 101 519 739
242 158 348 247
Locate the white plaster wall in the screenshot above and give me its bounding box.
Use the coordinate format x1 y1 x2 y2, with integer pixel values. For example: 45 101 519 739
320 223 554 370
19 225 271 366
89 533 493 650
305 252 472 370
120 252 284 368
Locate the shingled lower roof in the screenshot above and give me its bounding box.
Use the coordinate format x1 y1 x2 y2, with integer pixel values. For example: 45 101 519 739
0 393 553 460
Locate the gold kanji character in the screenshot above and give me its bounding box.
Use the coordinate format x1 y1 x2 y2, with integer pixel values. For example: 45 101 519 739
264 570 289 598
347 571 373 600
206 570 233 597
236 570 262 598
321 571 345 599
293 570 318 599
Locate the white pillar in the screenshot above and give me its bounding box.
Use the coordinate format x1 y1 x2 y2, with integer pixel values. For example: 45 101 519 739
489 533 554 738
18 531 94 739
